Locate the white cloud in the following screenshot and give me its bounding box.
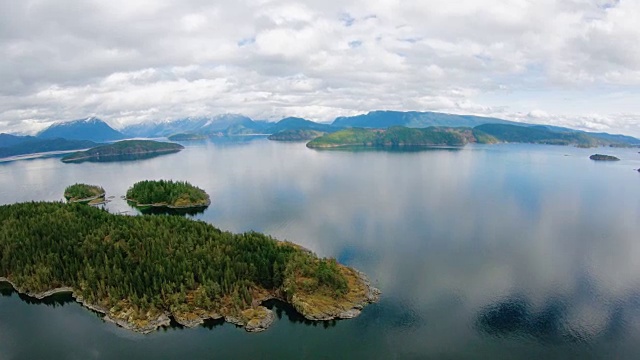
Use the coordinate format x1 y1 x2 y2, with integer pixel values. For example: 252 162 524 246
0 0 639 136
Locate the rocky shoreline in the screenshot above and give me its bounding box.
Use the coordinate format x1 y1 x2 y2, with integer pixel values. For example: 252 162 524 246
126 197 211 209
0 269 380 334
67 193 106 204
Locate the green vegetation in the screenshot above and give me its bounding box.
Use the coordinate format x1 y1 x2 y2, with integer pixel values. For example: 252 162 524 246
268 129 326 141
61 140 184 163
126 180 210 208
308 124 632 149
307 126 474 148
167 133 208 141
0 202 374 332
63 184 105 203
590 154 620 161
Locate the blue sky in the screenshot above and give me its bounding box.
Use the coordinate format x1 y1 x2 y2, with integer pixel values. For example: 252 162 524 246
0 0 638 136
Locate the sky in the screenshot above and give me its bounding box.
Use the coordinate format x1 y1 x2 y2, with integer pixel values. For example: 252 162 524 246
0 0 639 136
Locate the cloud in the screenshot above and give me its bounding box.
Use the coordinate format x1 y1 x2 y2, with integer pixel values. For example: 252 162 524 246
0 0 638 136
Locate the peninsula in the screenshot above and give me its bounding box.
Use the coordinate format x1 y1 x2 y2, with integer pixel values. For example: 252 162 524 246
126 180 211 211
64 183 106 204
0 202 380 333
61 140 184 163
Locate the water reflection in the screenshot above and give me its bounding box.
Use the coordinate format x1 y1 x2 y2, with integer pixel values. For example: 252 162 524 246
263 299 338 329
127 202 208 216
1 141 640 358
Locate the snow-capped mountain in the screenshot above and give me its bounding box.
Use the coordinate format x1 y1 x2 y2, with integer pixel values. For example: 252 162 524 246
121 114 270 137
37 117 125 142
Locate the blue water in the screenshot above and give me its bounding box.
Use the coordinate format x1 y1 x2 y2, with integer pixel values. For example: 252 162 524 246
1 140 639 359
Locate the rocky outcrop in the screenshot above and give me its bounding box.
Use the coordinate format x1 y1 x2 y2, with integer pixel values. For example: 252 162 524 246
0 268 380 334
290 268 381 321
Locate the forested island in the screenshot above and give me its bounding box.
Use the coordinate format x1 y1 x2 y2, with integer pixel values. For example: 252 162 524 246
61 140 184 163
307 126 482 148
126 180 211 211
590 154 620 161
307 124 632 149
0 202 379 333
268 129 326 141
63 184 106 204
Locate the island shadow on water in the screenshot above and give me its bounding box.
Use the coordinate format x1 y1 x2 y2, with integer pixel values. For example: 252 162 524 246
0 281 73 308
0 281 337 332
128 202 208 216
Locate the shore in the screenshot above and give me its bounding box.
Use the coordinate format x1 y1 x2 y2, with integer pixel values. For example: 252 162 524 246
0 268 379 334
126 197 211 209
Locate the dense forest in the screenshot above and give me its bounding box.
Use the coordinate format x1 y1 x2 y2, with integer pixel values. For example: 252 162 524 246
126 180 210 208
64 184 105 202
307 124 634 149
307 126 475 148
0 202 351 323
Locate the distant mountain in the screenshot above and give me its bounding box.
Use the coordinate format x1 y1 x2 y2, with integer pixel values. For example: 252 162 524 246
0 137 96 159
38 117 125 142
0 133 33 147
266 117 335 133
121 114 267 138
118 110 640 146
475 124 634 147
332 111 517 128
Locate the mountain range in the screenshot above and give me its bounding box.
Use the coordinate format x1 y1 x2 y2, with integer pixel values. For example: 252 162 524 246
1 110 639 160
0 133 96 159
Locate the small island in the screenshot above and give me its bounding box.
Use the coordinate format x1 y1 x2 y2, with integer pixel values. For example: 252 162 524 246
64 183 106 204
126 180 211 212
167 133 208 141
268 129 326 142
61 140 184 163
0 201 380 334
590 154 620 161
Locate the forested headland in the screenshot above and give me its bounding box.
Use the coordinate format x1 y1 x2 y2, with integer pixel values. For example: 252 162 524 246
0 202 379 333
126 180 211 209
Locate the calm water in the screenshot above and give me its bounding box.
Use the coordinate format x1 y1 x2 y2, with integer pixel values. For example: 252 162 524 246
1 139 640 359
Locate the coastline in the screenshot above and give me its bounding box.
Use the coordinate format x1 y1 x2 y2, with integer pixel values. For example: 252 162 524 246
0 267 379 334
126 196 211 209
61 148 182 163
66 192 106 204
